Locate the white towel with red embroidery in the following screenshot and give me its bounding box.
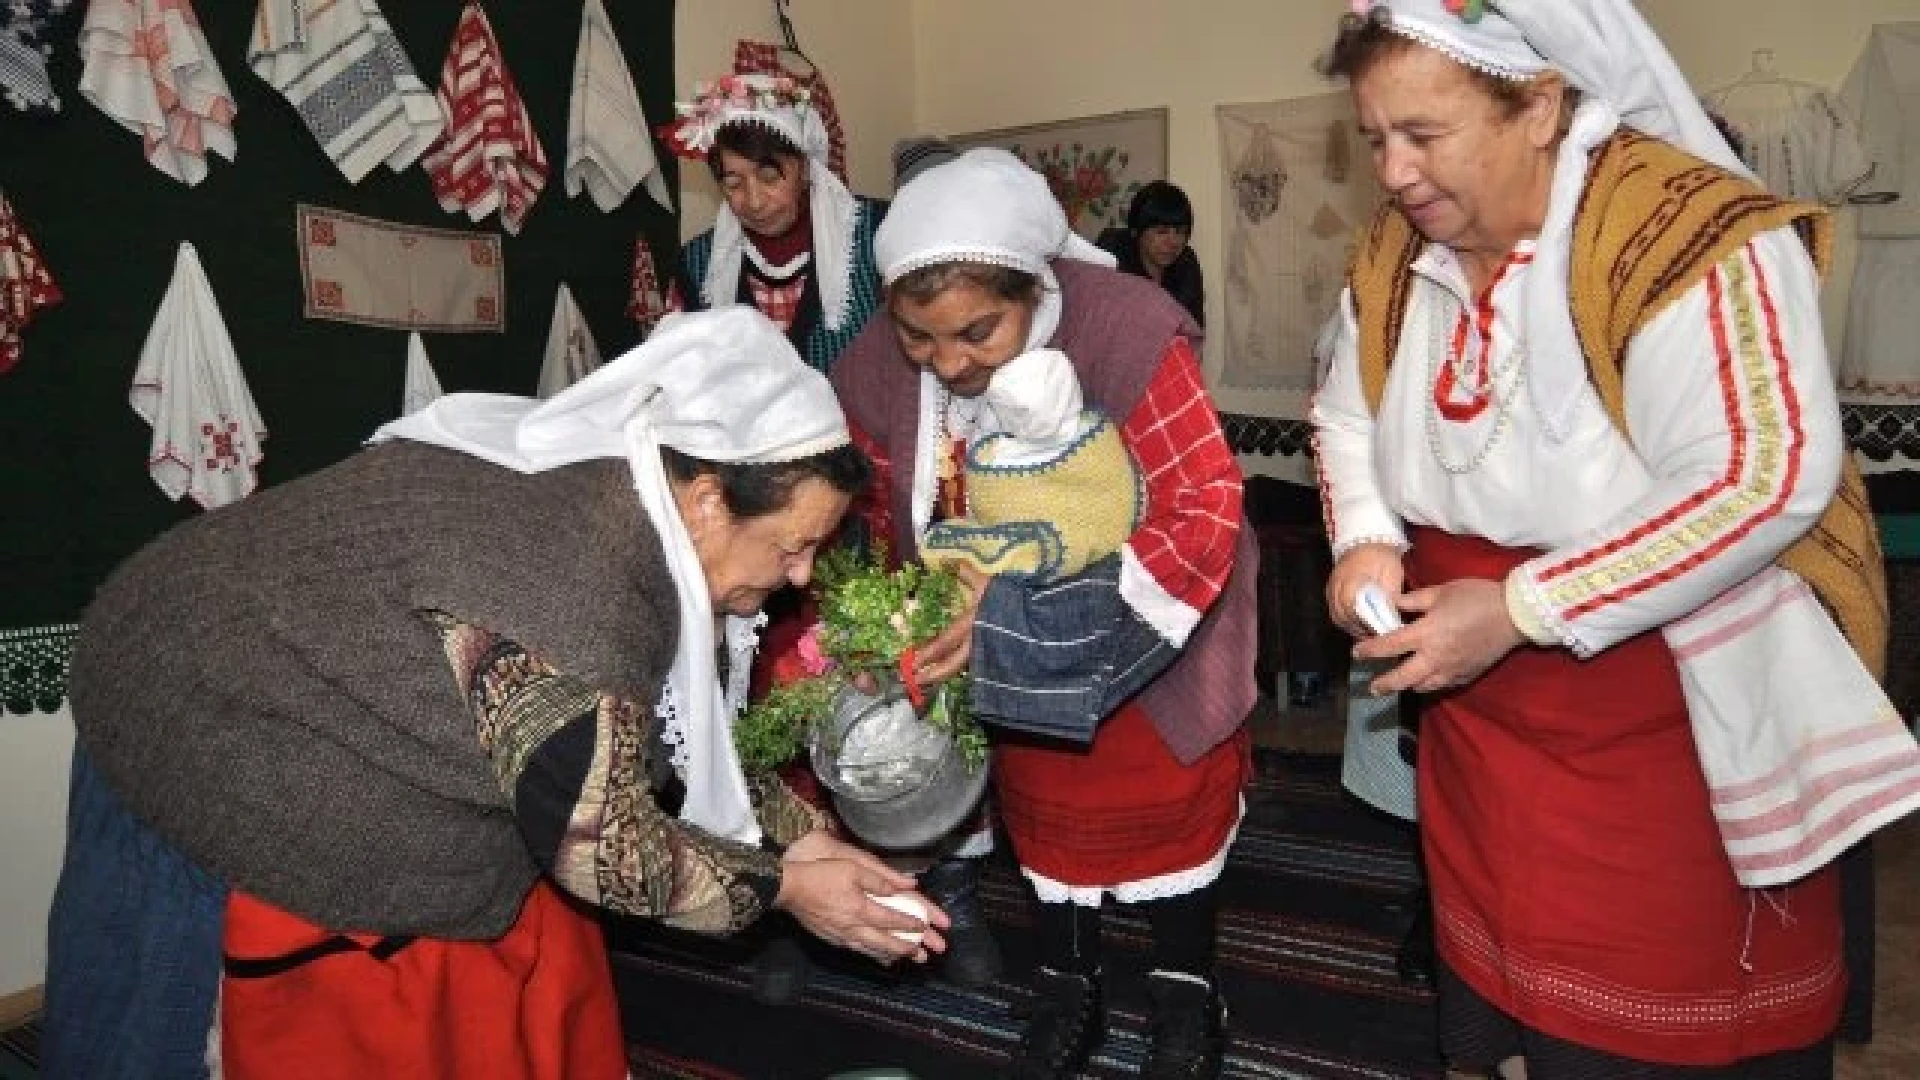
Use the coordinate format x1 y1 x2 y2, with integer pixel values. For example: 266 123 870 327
248 0 446 183
0 191 62 375
627 235 667 332
422 1 548 235
402 331 443 414
79 0 236 186
565 0 671 214
131 243 266 509
538 282 602 398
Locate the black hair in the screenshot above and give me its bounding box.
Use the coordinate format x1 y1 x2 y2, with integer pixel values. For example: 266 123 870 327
660 442 870 520
1318 9 1579 125
1127 181 1194 235
887 263 1044 311
705 122 806 183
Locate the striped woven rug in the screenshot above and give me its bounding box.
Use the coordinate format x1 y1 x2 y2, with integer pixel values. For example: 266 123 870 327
611 752 1443 1079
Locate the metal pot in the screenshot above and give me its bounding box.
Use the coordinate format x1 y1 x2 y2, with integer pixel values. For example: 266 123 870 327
810 674 990 851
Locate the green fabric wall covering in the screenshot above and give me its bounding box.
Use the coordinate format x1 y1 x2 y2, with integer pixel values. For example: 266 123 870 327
0 0 678 652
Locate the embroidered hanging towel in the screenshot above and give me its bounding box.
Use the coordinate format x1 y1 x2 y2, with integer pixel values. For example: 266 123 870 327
297 204 505 332
247 0 445 183
1 0 77 115
536 282 602 398
422 1 548 235
0 191 63 375
627 234 667 333
402 331 442 414
131 243 266 509
565 0 671 214
80 0 236 186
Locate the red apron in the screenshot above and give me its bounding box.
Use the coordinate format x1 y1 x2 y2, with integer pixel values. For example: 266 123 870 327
220 880 628 1079
1410 527 1842 1065
996 701 1250 888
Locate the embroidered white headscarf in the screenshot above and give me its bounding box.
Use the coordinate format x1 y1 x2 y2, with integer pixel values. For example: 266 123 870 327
1356 0 1752 442
872 147 1118 537
372 306 849 845
669 73 859 332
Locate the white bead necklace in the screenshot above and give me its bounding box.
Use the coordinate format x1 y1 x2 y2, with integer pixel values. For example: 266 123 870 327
1424 292 1527 476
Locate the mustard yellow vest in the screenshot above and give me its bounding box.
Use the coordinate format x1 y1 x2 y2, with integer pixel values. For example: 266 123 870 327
1347 130 1888 677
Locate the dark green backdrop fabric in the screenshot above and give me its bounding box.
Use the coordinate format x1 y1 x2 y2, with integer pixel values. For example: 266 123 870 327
0 0 679 629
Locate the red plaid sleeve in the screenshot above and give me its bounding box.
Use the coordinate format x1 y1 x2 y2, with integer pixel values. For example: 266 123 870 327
748 277 807 333
1119 337 1244 615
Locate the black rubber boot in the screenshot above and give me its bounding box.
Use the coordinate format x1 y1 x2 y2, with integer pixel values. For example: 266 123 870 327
1005 967 1105 1080
1140 972 1228 1079
919 856 1004 990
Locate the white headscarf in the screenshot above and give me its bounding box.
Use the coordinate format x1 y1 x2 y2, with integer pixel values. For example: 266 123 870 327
671 73 859 332
1358 0 1752 442
871 147 1118 537
373 307 849 845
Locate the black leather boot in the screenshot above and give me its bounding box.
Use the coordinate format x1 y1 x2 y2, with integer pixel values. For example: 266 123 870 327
1395 892 1435 989
1141 972 1228 1079
1005 967 1105 1080
919 855 1004 989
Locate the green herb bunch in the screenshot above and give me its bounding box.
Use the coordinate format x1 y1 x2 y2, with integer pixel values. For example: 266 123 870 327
733 542 989 775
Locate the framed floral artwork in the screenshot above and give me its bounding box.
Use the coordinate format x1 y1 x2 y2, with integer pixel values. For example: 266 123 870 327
950 108 1169 240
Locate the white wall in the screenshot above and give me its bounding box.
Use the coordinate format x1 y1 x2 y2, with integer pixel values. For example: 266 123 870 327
909 0 1920 410
0 706 72 997
675 0 917 238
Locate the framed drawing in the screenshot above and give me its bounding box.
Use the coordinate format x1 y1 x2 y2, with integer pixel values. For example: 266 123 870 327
950 108 1169 240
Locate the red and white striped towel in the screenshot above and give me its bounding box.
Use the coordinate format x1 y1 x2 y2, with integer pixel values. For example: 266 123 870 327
1669 565 1920 887
80 0 237 186
421 1 547 234
0 191 62 375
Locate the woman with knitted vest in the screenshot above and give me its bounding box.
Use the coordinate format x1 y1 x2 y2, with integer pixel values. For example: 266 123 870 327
1312 1 1919 1075
834 147 1258 1080
44 309 948 1079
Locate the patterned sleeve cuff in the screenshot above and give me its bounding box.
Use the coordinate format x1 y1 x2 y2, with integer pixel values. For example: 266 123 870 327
1331 532 1410 563
1505 565 1590 654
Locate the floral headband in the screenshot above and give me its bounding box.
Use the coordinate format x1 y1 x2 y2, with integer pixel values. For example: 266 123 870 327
661 73 814 160
1350 0 1486 21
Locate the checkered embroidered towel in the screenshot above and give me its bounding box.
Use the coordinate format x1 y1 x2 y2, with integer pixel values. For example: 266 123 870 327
130 243 265 509
0 190 62 375
565 0 670 213
422 1 548 235
247 0 446 183
80 0 236 186
2 1 77 115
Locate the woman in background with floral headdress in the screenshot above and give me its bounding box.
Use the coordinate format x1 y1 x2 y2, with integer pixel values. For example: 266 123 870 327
1314 0 1916 1075
662 72 886 375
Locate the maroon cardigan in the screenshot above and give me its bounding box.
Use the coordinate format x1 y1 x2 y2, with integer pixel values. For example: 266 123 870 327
832 259 1257 764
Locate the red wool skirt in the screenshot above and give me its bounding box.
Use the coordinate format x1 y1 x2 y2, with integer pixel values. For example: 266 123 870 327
220 880 628 1079
1409 527 1842 1066
994 699 1250 891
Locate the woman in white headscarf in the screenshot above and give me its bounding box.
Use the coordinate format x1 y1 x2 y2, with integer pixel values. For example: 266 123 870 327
45 308 947 1079
663 72 885 375
1312 1 1916 1074
834 147 1259 1080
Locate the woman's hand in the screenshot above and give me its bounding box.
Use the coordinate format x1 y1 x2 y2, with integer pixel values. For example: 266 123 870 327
1327 542 1406 639
910 562 988 685
1353 577 1524 695
774 842 951 965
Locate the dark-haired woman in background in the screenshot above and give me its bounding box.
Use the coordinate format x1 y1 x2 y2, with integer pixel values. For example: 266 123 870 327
1098 180 1206 327
662 72 886 374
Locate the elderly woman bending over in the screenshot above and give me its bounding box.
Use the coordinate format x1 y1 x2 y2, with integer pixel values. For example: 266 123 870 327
45 308 946 1079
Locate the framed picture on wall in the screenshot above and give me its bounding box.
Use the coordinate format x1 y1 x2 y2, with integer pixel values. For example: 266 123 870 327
950 107 1169 240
